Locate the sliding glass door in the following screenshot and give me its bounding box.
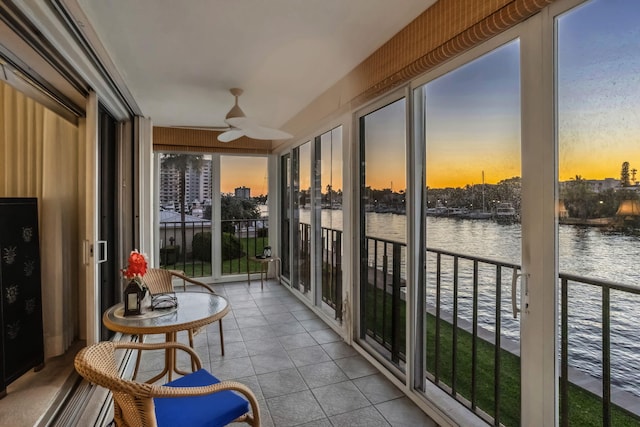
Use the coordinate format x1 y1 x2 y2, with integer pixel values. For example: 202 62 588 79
418 39 523 426
555 1 640 425
291 142 312 297
358 94 408 372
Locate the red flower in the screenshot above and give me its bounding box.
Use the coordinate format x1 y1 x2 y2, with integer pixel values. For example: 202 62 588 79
122 250 148 280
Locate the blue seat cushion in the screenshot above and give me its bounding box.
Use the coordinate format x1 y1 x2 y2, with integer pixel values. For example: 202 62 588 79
154 369 249 427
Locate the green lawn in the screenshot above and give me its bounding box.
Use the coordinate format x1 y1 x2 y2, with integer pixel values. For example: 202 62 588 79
163 235 269 276
363 284 640 426
162 261 211 277
221 235 269 275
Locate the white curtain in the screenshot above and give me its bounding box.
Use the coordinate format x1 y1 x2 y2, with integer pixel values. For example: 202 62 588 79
0 81 79 357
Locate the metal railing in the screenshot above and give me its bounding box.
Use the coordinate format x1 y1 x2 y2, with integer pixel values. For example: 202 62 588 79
293 224 344 320
158 218 269 277
221 218 269 276
426 247 520 426
321 227 343 320
295 222 312 292
159 219 210 277
559 273 640 427
361 236 406 365
360 238 640 426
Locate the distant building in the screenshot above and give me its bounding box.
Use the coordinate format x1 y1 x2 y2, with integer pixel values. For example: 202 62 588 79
235 186 251 199
558 177 620 193
585 178 620 192
159 158 213 209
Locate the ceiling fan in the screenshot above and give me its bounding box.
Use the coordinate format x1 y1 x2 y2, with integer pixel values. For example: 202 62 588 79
217 88 292 143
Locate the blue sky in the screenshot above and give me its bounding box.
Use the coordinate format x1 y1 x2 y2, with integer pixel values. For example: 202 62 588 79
557 0 640 181
364 0 640 189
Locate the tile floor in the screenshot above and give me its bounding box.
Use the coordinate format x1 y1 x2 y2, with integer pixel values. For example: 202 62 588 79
137 279 438 427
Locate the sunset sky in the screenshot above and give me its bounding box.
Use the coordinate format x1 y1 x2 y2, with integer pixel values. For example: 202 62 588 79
425 40 520 189
557 0 640 183
364 0 640 190
220 155 268 195
217 0 640 194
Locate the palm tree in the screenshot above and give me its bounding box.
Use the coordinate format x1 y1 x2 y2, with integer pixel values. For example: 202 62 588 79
621 161 631 187
161 154 203 258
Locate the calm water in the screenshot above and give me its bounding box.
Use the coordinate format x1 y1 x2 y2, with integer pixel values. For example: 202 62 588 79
300 209 640 396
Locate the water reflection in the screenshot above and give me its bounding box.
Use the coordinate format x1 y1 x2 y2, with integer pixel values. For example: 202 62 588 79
299 209 640 395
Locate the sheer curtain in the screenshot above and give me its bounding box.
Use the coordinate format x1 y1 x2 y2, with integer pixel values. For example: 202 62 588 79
0 81 79 357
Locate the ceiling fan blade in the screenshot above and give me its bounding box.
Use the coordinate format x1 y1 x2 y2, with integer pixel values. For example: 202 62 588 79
226 116 292 140
217 129 245 143
244 125 293 141
220 89 292 141
225 116 253 129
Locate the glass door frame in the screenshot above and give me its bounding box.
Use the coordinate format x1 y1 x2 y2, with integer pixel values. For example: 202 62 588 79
407 17 556 425
355 87 410 378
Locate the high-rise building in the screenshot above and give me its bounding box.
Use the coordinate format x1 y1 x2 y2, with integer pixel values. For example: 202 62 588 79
159 158 212 210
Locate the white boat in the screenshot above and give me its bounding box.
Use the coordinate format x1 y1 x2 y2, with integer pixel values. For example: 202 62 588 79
463 171 493 220
426 202 449 217
466 210 492 220
448 207 469 217
495 203 518 223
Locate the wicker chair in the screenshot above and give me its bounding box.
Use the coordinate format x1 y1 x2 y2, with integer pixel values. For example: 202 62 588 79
75 341 260 427
133 268 224 378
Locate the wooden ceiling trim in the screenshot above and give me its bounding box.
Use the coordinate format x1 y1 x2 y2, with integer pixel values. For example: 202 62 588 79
153 126 272 155
352 0 556 104
285 0 558 135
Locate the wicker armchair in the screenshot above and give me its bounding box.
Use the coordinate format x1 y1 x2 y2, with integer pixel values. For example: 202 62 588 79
74 341 260 427
133 268 224 378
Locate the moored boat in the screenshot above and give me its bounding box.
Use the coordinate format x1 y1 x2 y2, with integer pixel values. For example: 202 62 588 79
495 202 518 223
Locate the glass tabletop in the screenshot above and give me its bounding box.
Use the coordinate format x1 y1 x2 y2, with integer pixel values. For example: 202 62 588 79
103 292 229 335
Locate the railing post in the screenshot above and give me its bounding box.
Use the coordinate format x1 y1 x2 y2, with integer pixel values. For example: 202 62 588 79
471 260 479 410
382 242 388 347
435 253 441 383
391 242 401 364
494 265 502 426
335 231 343 321
452 256 458 394
603 286 611 427
245 220 250 276
561 277 569 427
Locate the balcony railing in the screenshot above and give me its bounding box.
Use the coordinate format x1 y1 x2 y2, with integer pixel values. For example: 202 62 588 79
360 235 640 426
158 218 269 277
159 219 210 276
295 222 311 292
425 247 520 426
321 227 343 321
559 274 640 427
221 218 269 276
295 223 344 321
362 236 406 365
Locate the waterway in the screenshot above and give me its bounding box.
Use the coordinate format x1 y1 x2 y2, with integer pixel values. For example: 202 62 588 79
300 209 640 396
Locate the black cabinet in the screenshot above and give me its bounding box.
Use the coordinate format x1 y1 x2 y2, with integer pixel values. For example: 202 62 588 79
0 198 44 397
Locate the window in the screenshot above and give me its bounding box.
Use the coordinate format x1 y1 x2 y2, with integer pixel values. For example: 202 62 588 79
358 96 407 371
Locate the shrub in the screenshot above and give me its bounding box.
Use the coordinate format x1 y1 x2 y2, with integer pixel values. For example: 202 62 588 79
192 231 245 261
192 232 211 261
221 232 244 260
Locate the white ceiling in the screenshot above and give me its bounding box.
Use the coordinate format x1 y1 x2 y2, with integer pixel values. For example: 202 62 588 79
75 0 435 130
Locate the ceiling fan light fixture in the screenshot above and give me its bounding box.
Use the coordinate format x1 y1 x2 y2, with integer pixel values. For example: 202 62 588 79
225 103 246 120
225 87 246 120
218 87 292 143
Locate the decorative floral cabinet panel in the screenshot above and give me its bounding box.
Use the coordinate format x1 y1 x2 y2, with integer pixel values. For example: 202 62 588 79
0 198 44 397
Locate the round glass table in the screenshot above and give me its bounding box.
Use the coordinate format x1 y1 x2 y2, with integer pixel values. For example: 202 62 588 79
103 292 229 382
